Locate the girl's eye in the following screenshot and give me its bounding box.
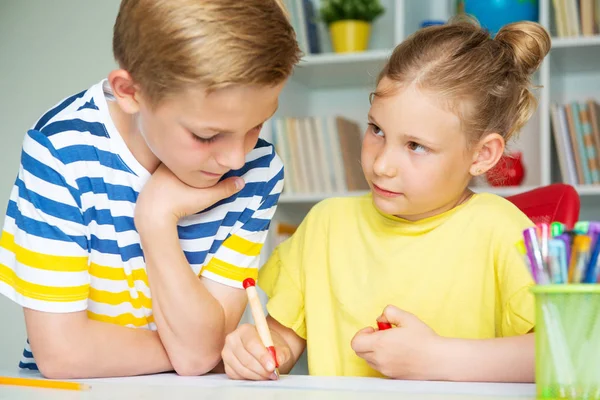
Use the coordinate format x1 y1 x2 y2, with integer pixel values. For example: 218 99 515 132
192 133 218 143
408 141 428 154
368 123 384 137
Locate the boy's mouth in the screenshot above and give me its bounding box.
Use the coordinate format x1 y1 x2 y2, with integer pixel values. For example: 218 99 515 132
373 184 403 198
201 170 224 178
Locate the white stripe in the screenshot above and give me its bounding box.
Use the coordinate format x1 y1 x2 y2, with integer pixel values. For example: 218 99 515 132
67 160 141 190
3 218 88 257
213 245 256 268
80 194 135 219
200 270 243 288
245 145 272 163
12 195 86 237
33 93 92 131
18 167 79 207
23 135 78 189
179 195 260 227
87 299 152 318
89 276 151 298
0 280 87 313
0 252 89 287
87 221 139 247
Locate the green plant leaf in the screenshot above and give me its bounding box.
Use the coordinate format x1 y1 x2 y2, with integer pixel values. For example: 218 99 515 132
319 0 385 24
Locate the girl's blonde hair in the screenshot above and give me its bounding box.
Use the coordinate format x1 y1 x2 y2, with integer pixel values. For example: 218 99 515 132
376 18 551 143
113 0 301 105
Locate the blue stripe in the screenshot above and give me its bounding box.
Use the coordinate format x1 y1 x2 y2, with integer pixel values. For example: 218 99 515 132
178 212 241 240
83 208 136 233
259 192 280 211
201 182 262 214
40 119 109 138
16 179 83 225
23 349 33 358
57 145 135 174
242 217 271 232
19 361 39 371
23 132 82 208
7 200 88 250
184 250 210 265
76 177 138 203
77 98 99 111
90 235 143 262
226 153 273 181
34 90 86 131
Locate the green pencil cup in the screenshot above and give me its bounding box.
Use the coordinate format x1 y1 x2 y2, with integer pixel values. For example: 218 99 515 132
531 285 600 399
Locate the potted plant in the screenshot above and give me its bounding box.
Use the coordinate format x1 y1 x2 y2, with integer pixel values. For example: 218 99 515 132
319 0 385 53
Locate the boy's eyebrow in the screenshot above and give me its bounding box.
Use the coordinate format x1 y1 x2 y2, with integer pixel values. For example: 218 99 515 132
201 104 279 135
367 113 438 147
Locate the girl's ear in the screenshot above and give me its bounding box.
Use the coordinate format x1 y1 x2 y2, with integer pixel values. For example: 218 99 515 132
108 69 142 115
469 133 505 176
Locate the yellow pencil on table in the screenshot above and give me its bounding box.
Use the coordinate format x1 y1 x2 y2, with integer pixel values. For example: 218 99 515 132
243 277 280 379
0 376 90 391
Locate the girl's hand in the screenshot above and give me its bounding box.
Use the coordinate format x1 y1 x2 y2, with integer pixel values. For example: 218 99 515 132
222 324 292 381
351 305 444 380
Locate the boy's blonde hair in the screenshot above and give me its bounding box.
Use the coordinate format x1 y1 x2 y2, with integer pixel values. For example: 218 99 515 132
376 18 551 143
113 0 301 105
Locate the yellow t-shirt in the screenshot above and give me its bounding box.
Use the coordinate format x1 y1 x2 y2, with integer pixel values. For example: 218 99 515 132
259 193 535 377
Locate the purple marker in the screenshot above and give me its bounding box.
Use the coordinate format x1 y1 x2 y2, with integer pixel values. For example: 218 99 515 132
523 227 548 284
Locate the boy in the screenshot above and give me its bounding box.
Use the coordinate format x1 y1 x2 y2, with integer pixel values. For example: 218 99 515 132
0 0 300 378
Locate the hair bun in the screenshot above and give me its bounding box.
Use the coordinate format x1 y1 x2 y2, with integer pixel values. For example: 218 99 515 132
495 21 550 76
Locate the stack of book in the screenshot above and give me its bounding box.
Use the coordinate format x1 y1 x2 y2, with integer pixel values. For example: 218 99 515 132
271 116 369 194
283 0 321 55
550 100 600 185
552 0 600 37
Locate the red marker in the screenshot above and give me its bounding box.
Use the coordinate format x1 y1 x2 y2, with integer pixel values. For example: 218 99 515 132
377 321 392 331
243 278 280 379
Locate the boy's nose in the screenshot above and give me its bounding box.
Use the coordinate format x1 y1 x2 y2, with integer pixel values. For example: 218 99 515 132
218 140 247 171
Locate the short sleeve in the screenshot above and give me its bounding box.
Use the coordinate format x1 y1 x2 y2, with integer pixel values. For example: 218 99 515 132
495 216 536 337
0 130 89 313
201 148 284 288
258 223 307 339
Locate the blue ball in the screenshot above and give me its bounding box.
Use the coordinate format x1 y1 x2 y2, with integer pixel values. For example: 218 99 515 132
463 0 539 35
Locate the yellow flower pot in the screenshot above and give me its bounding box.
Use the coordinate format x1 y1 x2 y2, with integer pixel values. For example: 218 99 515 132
329 20 371 53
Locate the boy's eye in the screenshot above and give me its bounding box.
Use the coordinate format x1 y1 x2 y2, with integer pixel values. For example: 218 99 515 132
408 141 428 154
192 133 218 143
368 123 384 137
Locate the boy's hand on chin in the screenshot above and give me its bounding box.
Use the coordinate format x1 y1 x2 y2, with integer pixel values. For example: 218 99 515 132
351 305 444 380
135 163 244 230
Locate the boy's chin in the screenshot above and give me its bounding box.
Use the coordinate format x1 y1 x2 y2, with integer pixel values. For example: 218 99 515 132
178 174 221 190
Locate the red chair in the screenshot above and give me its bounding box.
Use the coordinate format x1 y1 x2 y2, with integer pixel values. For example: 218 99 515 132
505 184 580 229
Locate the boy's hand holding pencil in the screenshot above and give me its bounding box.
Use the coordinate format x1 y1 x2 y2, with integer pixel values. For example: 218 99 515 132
222 278 292 380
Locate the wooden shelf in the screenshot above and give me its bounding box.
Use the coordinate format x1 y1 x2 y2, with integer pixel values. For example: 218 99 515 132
290 49 391 88
551 35 600 48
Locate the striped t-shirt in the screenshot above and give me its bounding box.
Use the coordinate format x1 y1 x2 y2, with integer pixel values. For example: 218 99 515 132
0 80 283 370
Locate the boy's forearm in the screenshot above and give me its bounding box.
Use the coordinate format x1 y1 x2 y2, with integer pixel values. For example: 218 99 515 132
26 310 173 379
140 221 227 375
435 333 535 382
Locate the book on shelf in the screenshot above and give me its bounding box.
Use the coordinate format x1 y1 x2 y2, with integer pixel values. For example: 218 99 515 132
550 100 600 185
283 0 321 55
552 0 600 37
271 115 370 194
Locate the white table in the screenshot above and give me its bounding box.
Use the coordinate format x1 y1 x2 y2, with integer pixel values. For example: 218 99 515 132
0 370 537 400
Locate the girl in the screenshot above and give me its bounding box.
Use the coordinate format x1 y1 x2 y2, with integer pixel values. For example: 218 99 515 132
222 18 550 382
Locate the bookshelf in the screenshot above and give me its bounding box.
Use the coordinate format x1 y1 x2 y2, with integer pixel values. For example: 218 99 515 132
262 0 600 234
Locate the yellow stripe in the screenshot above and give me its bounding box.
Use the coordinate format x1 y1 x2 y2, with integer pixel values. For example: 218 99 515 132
201 258 258 282
1 231 88 273
222 234 263 257
0 263 89 302
87 310 154 328
89 287 152 309
89 263 149 288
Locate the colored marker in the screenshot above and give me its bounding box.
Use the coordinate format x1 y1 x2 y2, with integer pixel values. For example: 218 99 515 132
243 278 280 379
523 227 549 284
377 321 392 331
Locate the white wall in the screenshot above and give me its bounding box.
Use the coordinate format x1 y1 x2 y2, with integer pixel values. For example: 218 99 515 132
0 0 121 369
